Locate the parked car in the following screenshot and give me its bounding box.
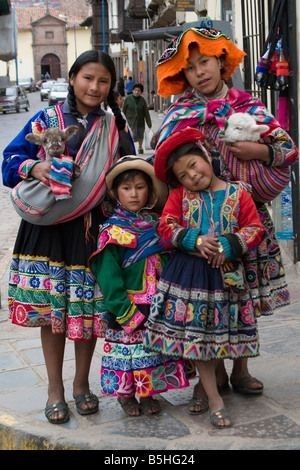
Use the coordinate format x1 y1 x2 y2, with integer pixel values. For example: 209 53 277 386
40 80 56 101
19 77 36 92
48 82 68 105
0 85 30 114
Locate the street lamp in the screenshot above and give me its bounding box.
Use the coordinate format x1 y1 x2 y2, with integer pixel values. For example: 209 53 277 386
73 24 78 59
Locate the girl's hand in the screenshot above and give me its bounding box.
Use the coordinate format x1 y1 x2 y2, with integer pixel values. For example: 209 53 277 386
226 141 270 164
208 252 225 268
166 216 182 232
30 161 51 184
196 235 219 259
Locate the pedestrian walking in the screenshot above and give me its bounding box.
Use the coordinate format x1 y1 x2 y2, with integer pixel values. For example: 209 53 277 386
123 83 152 154
125 76 135 95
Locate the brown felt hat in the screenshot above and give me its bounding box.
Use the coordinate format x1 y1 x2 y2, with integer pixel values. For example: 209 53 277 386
106 156 169 210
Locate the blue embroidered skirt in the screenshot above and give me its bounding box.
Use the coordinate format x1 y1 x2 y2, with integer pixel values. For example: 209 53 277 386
144 252 259 361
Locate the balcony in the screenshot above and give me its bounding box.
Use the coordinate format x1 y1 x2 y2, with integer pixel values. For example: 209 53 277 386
150 1 176 29
127 0 148 19
147 0 164 17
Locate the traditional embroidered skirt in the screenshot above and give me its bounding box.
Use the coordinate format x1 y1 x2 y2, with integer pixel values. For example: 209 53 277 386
100 327 189 398
144 252 259 362
245 205 290 316
8 207 105 341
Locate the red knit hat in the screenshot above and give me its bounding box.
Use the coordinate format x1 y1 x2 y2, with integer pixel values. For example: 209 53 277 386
154 127 209 182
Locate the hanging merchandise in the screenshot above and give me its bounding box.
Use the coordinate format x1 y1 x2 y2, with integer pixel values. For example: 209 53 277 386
255 0 289 91
255 46 273 89
274 40 289 91
276 89 290 131
257 0 294 243
274 183 294 240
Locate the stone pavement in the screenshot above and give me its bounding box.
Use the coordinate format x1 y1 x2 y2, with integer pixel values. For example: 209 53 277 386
1 112 300 451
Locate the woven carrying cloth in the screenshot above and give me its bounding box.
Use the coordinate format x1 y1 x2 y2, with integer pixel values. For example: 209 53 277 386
11 105 118 225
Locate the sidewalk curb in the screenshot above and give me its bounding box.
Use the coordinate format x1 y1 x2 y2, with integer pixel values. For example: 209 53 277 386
0 422 77 450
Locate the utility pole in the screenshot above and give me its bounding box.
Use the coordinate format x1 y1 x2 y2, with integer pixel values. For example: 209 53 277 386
73 24 78 59
91 0 109 53
13 6 18 85
287 0 299 263
100 0 109 53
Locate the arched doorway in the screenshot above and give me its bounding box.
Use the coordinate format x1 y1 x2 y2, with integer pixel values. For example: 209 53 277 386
41 53 61 80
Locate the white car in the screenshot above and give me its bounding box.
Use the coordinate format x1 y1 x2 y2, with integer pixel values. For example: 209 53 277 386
40 80 56 101
48 82 68 105
19 77 36 92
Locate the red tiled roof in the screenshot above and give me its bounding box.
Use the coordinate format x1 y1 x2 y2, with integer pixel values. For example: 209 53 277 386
16 6 87 30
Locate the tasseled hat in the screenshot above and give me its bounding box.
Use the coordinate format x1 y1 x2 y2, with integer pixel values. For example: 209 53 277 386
157 27 246 97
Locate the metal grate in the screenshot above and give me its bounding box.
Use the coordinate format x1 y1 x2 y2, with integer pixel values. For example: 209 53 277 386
241 0 299 261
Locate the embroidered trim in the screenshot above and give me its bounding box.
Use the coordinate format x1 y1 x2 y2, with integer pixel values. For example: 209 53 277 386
18 159 42 179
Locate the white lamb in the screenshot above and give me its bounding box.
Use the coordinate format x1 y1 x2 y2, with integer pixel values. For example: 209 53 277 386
223 112 269 143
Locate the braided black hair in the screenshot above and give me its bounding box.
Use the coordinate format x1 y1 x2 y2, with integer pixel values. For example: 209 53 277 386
107 89 126 131
67 50 126 131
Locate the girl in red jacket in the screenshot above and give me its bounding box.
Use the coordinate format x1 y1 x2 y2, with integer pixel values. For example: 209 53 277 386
144 127 265 428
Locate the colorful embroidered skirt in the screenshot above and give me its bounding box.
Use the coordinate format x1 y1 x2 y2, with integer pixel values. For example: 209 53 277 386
245 205 290 316
144 252 259 362
101 327 189 398
8 207 105 341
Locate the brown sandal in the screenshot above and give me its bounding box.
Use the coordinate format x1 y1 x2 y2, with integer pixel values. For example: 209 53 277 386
230 375 264 395
210 408 232 428
117 396 141 417
188 382 209 415
45 401 70 424
140 397 161 415
73 392 99 415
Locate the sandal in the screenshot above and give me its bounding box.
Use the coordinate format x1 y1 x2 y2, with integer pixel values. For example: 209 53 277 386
140 397 161 415
73 392 99 416
210 408 232 429
188 382 209 415
230 375 264 395
44 401 70 425
117 396 141 417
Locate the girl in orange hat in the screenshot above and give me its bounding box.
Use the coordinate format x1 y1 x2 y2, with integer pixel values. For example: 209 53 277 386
144 127 265 428
154 27 298 400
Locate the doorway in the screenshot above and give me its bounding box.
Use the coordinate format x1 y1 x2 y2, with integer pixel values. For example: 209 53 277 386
41 53 61 80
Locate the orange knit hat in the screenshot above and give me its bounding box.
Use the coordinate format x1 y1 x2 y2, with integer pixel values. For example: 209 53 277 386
157 27 246 97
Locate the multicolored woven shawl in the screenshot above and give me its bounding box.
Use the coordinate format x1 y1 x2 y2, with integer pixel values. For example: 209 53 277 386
95 206 165 268
157 87 297 202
